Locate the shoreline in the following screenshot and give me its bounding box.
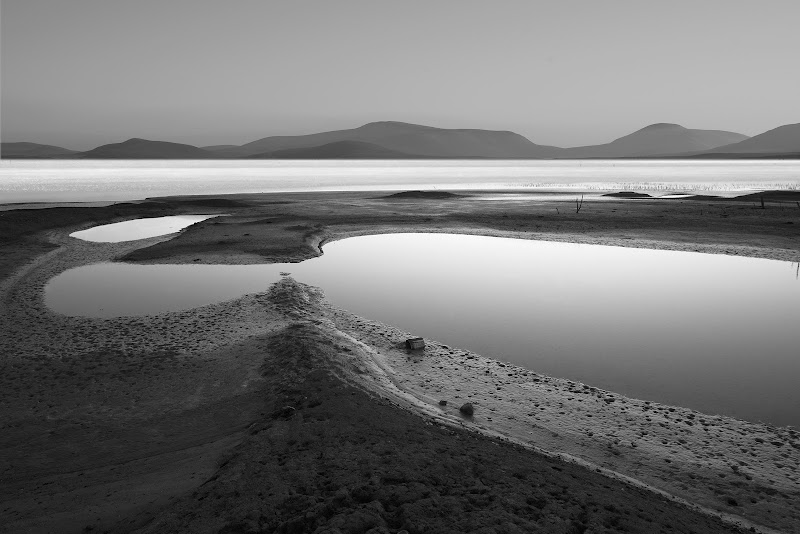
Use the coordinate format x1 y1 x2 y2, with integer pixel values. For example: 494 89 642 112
320 291 795 533
1 191 799 532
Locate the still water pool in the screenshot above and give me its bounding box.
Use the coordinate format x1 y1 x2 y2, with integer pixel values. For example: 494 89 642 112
69 215 218 242
45 232 800 427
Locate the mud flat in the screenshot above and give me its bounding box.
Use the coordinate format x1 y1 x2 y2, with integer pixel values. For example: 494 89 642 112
1 190 799 533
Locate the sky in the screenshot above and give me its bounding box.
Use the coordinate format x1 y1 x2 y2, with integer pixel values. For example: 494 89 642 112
2 0 799 150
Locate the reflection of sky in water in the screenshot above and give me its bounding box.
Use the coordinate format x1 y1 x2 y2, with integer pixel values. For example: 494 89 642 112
70 215 218 242
45 233 800 426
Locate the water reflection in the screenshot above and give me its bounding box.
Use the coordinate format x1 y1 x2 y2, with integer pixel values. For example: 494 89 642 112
46 262 284 316
69 215 218 242
45 233 800 426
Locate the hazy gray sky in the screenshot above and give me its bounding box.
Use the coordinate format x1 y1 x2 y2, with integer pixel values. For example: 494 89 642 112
2 0 799 150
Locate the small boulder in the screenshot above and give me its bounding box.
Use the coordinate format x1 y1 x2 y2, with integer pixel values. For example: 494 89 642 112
459 403 474 416
438 400 447 406
405 337 425 350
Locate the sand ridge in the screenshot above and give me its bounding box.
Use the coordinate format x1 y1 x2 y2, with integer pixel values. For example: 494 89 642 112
139 314 750 534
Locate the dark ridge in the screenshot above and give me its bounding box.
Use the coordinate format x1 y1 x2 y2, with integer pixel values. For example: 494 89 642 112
681 195 723 201
247 140 424 159
692 122 800 156
169 198 250 208
201 144 239 151
10 120 800 159
78 138 213 159
381 190 463 199
602 191 653 198
228 121 561 158
1 142 78 158
557 124 747 159
731 190 800 202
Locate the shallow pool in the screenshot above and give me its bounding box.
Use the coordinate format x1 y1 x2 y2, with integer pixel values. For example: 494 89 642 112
69 215 218 242
45 233 800 426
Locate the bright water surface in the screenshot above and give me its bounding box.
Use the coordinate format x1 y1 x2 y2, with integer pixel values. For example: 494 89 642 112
70 215 218 242
45 232 800 427
3 160 800 203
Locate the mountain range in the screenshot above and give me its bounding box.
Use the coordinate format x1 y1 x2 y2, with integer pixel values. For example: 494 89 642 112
2 121 799 159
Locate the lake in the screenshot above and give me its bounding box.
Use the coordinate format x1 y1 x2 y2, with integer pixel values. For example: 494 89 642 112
3 159 800 204
45 232 800 427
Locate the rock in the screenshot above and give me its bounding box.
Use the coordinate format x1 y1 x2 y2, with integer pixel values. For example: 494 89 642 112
438 400 447 406
460 403 474 416
405 337 425 350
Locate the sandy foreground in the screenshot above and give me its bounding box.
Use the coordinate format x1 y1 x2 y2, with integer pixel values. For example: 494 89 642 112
1 190 799 533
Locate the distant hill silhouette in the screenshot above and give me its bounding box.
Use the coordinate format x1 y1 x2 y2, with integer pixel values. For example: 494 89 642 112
8 121 800 160
218 121 562 158
558 123 749 158
201 144 239 151
248 140 423 159
690 123 800 156
1 142 77 158
78 138 213 159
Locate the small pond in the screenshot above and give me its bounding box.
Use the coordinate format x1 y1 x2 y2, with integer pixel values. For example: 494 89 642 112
69 215 218 242
45 232 800 427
